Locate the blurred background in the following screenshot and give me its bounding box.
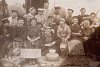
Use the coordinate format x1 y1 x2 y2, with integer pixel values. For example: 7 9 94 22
5 0 100 15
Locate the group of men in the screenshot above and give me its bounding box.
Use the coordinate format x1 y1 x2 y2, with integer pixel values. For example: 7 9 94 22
0 2 100 59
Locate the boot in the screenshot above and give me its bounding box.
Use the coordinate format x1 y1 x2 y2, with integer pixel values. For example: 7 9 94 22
60 48 66 58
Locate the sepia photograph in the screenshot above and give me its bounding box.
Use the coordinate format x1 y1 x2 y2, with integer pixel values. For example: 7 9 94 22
0 0 100 67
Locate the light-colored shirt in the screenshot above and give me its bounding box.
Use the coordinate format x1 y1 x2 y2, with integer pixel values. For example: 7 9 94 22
23 13 35 26
43 9 50 19
35 14 46 24
92 18 100 27
8 17 18 26
57 24 71 39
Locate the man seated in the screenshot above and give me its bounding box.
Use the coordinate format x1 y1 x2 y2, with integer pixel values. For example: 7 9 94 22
41 26 56 56
81 16 92 41
57 18 71 58
68 16 85 55
81 16 93 56
1 48 24 67
70 16 82 40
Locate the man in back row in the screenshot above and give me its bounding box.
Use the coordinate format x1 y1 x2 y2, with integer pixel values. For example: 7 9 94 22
78 8 89 25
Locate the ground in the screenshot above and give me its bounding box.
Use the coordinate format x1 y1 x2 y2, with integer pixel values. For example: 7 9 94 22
1 55 100 67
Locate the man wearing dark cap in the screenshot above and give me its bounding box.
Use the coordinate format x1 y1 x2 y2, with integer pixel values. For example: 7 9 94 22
66 9 74 26
0 18 13 58
52 6 61 25
78 8 89 25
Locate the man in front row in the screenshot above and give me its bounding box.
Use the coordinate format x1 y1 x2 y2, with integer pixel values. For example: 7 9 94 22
57 18 71 58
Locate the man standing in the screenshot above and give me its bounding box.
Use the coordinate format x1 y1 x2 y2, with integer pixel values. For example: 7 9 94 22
52 7 61 25
35 8 46 26
8 10 19 42
66 9 74 26
43 2 50 19
78 8 88 24
8 10 18 26
90 12 100 33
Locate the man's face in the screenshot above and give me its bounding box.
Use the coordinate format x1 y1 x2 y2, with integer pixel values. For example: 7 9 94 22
48 17 53 22
81 9 86 15
59 21 65 26
90 14 96 20
45 28 51 36
30 9 36 15
12 12 17 18
13 48 20 56
31 20 36 27
73 18 78 24
44 3 49 9
18 20 24 27
68 10 73 16
38 11 43 15
83 20 90 28
55 9 60 14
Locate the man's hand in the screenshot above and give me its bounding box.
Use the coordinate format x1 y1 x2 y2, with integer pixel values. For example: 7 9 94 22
83 37 89 40
72 33 81 36
27 36 31 41
32 41 35 45
29 39 35 45
6 34 9 37
51 29 55 33
90 25 94 28
45 43 53 47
